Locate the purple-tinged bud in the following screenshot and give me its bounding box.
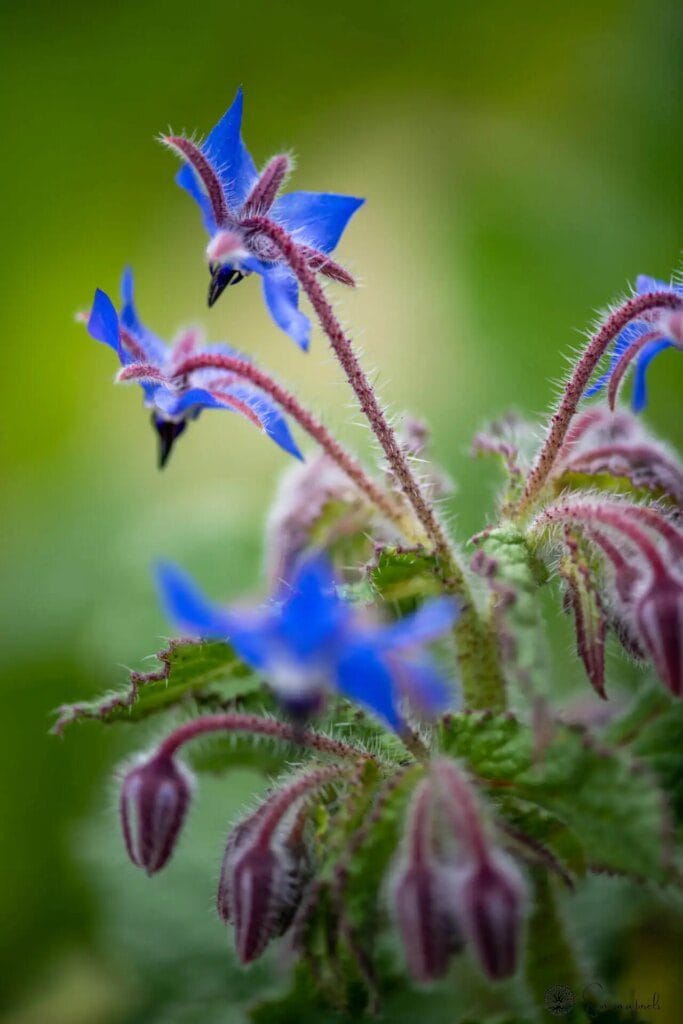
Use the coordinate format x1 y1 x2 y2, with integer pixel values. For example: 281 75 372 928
388 781 463 983
636 578 683 697
218 767 341 963
119 753 194 875
452 849 526 980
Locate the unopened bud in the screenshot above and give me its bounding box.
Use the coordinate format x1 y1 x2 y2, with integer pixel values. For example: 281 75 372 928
636 579 683 697
452 849 526 980
389 781 463 983
119 753 193 875
217 769 337 963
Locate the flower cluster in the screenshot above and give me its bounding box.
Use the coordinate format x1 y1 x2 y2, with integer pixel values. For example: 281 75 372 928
60 86 683 1018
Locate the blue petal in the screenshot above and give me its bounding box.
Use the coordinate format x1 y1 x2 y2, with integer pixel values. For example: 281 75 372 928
378 597 459 650
119 269 168 364
585 321 650 398
155 562 232 637
221 383 303 459
220 607 277 673
636 274 673 294
175 166 217 234
394 657 453 715
177 87 258 218
632 338 674 412
336 642 404 731
259 264 311 350
153 386 225 419
271 191 364 254
276 554 349 661
88 289 121 356
154 384 303 459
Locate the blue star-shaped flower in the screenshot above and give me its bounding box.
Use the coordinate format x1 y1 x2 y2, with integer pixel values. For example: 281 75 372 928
162 88 364 350
86 269 302 467
587 275 683 411
156 554 458 731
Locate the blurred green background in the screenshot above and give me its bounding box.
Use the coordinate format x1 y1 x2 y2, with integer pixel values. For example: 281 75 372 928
1 1 681 1020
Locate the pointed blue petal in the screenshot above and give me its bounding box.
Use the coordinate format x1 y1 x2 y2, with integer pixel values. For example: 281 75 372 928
154 384 303 459
259 264 311 350
585 321 650 397
178 88 258 214
636 274 672 294
119 269 168 364
632 338 674 412
176 166 218 234
379 597 459 650
336 643 403 731
276 555 348 661
88 289 121 356
394 657 453 715
220 383 303 459
271 192 364 254
155 562 232 637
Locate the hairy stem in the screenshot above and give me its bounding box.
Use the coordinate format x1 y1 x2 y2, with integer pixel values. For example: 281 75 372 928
174 352 410 532
242 216 459 572
157 713 367 762
514 291 682 516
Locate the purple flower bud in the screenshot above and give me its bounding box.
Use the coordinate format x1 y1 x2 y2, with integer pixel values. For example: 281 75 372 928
452 850 526 980
636 578 683 697
119 753 193 875
217 768 338 963
388 781 463 983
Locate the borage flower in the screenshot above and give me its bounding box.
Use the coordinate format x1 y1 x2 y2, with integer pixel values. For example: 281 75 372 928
156 553 458 731
587 274 683 411
86 269 302 467
162 88 364 349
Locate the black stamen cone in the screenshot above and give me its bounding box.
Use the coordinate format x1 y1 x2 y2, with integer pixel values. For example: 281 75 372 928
153 416 187 469
208 266 245 307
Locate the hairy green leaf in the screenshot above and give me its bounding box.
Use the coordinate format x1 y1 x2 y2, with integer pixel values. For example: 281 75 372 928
439 712 667 883
53 639 259 733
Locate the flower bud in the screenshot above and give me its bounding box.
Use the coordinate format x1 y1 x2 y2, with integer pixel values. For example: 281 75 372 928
217 770 336 963
119 753 193 875
452 849 526 980
389 781 463 983
636 579 683 697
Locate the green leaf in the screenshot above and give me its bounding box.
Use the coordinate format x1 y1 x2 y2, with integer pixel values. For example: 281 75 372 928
53 639 260 733
606 687 683 825
525 869 586 1020
438 712 668 883
368 547 443 614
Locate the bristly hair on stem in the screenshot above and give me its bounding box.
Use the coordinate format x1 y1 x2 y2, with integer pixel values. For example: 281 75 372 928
514 290 683 517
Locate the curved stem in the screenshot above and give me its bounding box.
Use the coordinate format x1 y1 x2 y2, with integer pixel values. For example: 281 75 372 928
242 215 460 576
174 353 409 532
157 713 367 762
514 291 682 516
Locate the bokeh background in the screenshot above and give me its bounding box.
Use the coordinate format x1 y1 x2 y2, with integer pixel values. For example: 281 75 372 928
1 1 681 1021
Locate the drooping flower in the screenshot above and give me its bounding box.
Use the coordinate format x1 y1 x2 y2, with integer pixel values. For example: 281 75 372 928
86 269 302 466
587 275 683 411
155 553 458 730
162 88 364 349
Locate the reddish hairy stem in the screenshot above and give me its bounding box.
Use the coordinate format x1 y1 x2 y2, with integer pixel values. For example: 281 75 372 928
255 766 347 846
157 713 366 762
515 292 682 516
241 215 459 574
174 353 406 528
433 759 489 863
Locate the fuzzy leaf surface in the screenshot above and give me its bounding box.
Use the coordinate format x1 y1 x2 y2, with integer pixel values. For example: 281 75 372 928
53 639 259 733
